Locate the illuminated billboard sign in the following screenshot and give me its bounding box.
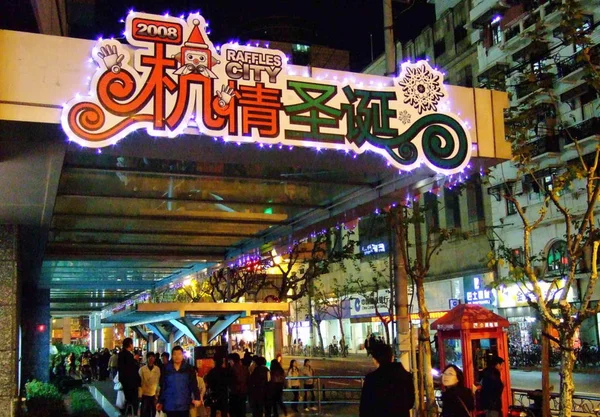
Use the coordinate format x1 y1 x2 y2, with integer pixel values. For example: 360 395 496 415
62 12 472 174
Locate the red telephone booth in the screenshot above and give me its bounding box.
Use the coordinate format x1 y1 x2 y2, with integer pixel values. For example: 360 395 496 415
431 304 511 417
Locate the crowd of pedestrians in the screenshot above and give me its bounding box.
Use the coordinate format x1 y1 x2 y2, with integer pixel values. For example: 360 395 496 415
110 338 320 417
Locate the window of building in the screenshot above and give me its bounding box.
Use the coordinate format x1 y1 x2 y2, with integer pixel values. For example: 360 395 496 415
424 192 440 232
457 65 474 88
575 15 594 50
466 176 485 223
506 199 517 216
444 188 462 230
434 40 446 58
491 22 503 45
292 44 310 66
327 227 343 255
454 25 468 43
511 247 525 267
547 240 569 274
358 215 389 258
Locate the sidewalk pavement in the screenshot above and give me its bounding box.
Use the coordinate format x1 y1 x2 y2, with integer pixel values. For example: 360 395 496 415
90 380 358 417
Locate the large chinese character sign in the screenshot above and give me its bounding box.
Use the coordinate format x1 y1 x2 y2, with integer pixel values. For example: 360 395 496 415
62 12 472 174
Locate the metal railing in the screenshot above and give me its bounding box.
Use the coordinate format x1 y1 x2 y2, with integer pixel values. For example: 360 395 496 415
282 376 365 415
512 388 600 416
277 377 600 416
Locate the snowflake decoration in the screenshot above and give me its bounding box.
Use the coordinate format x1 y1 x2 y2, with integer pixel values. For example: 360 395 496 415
398 110 411 125
398 64 444 115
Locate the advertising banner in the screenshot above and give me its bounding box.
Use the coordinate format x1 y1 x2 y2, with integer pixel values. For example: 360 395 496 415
62 11 473 175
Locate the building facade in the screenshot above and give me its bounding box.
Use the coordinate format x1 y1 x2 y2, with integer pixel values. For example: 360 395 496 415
470 0 600 345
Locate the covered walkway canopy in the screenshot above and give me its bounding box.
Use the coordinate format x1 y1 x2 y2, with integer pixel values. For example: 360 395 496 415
101 302 289 345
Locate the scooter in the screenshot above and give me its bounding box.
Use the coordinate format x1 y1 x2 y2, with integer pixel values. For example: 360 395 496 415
508 390 542 417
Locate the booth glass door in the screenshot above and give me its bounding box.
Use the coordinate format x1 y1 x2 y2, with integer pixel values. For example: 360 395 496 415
471 337 499 383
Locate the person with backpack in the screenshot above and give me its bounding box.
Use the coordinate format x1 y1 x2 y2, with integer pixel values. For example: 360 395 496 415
266 359 287 417
359 344 414 417
205 355 231 417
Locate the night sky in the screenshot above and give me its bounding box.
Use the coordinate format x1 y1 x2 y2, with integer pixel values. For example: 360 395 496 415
71 0 434 71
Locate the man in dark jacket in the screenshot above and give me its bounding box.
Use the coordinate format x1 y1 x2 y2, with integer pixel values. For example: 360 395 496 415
205 355 231 417
247 357 270 417
228 353 249 417
118 338 141 414
359 343 414 417
480 356 505 417
157 346 201 417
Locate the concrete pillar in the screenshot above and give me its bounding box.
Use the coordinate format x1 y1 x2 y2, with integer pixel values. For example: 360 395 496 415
0 225 20 417
20 289 50 382
62 317 71 344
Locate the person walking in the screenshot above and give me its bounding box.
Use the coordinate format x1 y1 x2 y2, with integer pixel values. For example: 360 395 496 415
205 355 231 417
267 359 287 417
190 366 207 417
109 349 119 379
228 353 249 417
139 352 161 417
286 360 301 413
359 343 414 417
99 348 110 381
157 346 201 417
301 359 316 411
118 338 141 415
441 365 474 417
248 357 269 417
480 356 505 417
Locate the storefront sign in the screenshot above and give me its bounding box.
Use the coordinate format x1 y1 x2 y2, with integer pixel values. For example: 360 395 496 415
351 289 390 317
497 281 576 308
61 11 472 174
463 274 497 307
361 242 387 256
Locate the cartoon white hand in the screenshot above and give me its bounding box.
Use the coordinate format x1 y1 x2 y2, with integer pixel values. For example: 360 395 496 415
216 85 236 108
97 45 125 74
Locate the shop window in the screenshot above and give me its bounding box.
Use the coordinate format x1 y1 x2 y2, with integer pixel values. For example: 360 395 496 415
444 188 462 230
547 240 569 274
424 192 440 232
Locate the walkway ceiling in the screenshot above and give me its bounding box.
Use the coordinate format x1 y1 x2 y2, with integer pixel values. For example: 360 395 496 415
44 132 406 314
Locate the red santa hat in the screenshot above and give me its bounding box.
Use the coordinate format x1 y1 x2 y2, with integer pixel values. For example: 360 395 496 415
185 19 209 49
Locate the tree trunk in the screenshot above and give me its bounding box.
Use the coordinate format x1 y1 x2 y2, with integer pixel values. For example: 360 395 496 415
541 321 551 417
286 319 294 351
315 320 325 353
558 331 576 417
417 279 437 417
338 318 345 344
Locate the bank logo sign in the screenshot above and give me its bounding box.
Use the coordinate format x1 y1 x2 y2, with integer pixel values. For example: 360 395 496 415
61 11 472 174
